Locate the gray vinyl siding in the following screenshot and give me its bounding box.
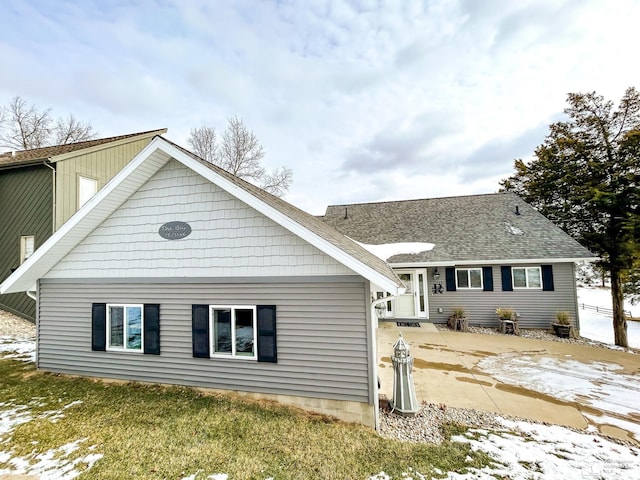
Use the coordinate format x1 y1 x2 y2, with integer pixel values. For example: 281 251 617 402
426 263 580 329
0 165 53 320
37 278 371 403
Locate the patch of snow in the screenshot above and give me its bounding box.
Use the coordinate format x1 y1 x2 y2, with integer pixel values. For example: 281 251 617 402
0 400 101 479
447 419 640 480
353 240 435 261
208 474 229 480
477 353 640 442
504 221 524 236
578 287 640 349
0 337 36 362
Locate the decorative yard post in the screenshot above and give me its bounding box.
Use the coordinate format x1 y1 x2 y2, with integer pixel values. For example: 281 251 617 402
391 333 419 416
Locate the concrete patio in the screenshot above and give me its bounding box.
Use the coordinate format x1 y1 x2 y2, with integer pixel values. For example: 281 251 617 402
377 321 640 445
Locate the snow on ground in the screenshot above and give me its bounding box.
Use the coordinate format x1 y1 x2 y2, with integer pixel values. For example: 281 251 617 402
477 353 640 443
578 287 640 349
3 324 639 480
0 336 36 362
0 341 102 479
0 399 102 479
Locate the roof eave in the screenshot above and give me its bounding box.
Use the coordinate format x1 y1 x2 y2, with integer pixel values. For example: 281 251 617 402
390 256 600 268
1 137 404 296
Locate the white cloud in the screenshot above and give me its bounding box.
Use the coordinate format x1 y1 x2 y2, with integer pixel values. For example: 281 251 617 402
1 0 639 213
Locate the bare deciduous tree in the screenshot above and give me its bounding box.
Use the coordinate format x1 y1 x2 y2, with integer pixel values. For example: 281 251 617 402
0 96 96 150
54 114 96 145
188 116 293 197
187 125 218 164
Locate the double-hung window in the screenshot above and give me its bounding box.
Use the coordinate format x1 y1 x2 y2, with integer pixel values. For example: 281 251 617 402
456 268 483 289
512 267 542 289
107 304 143 351
211 305 257 359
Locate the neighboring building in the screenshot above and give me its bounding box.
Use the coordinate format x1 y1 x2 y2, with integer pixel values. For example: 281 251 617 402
319 194 597 331
0 129 167 320
0 137 403 428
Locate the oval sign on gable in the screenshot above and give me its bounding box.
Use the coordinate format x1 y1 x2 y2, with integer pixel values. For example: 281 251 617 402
159 221 192 240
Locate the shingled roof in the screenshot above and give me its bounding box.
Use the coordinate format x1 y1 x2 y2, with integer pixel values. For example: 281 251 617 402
0 128 167 168
2 137 404 295
320 193 595 264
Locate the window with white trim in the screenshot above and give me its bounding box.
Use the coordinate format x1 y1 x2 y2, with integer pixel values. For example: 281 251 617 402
20 235 35 264
78 175 98 208
456 268 483 289
107 304 143 351
512 267 542 289
210 305 257 359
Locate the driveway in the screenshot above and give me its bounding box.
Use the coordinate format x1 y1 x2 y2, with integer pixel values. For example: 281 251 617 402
377 322 640 445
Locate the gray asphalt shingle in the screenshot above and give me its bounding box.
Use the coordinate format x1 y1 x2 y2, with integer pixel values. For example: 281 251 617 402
320 193 595 263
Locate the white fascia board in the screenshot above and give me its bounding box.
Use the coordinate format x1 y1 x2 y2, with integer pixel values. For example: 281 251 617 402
160 142 403 295
390 257 599 268
0 138 173 294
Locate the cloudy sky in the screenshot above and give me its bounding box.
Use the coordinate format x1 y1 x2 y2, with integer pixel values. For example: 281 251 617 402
1 0 638 214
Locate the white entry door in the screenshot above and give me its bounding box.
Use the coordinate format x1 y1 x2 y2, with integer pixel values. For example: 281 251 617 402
395 270 428 319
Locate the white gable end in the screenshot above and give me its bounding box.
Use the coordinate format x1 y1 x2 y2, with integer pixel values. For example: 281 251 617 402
46 160 355 279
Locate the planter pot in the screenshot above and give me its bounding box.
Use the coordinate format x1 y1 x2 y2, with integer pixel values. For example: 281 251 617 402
553 323 572 338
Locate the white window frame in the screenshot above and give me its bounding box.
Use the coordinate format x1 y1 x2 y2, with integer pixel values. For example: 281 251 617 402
78 175 98 209
512 266 542 289
209 305 258 360
455 268 483 289
106 304 144 352
20 235 35 264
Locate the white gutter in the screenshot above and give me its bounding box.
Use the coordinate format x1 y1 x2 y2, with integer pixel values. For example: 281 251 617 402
369 294 400 431
391 257 599 268
26 290 36 300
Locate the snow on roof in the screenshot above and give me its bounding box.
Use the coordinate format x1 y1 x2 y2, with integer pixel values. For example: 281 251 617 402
353 241 435 262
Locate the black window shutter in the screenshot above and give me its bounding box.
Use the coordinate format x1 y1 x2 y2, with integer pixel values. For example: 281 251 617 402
257 305 277 363
542 265 555 291
192 304 210 358
501 266 513 291
143 304 160 355
482 267 493 291
91 303 106 351
445 267 456 291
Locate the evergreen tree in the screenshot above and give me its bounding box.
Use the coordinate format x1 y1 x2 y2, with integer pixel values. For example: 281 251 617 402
501 88 640 347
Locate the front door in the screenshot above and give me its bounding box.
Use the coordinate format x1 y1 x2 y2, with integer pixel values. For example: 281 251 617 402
395 269 428 319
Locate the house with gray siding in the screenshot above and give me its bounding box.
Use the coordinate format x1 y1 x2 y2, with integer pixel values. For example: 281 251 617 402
0 129 166 320
320 194 597 331
0 136 404 428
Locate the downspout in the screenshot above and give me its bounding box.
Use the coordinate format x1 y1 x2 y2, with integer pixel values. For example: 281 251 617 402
43 160 56 232
26 281 39 367
369 293 401 431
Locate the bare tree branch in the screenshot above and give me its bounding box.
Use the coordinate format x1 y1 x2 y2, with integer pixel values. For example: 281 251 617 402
0 96 52 149
0 96 97 150
187 125 218 163
260 166 293 197
218 116 266 180
187 116 293 197
54 114 96 145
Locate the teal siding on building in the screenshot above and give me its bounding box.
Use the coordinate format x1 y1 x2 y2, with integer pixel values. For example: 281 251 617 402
0 165 53 320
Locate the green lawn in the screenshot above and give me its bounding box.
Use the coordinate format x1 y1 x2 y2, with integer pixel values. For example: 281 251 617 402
0 357 493 479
